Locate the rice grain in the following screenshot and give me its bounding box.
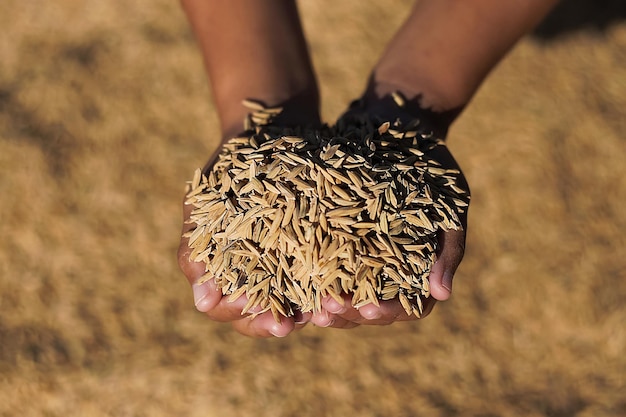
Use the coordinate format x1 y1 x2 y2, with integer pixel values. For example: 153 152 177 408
184 95 469 320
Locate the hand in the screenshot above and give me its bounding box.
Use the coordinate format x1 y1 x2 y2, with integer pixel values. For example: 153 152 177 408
310 92 469 329
177 92 468 336
177 148 312 338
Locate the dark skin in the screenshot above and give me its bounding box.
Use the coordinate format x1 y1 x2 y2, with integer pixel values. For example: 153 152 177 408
178 0 560 337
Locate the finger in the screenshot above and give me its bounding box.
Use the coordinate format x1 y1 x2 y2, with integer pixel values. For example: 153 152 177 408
177 237 206 284
328 309 363 326
230 312 296 338
429 229 466 301
310 310 360 329
179 215 226 314
179 231 224 313
309 309 335 327
356 299 418 325
322 294 418 325
192 279 222 312
321 295 348 315
321 294 363 323
179 191 234 317
178 248 207 287
203 292 257 322
178 201 207 284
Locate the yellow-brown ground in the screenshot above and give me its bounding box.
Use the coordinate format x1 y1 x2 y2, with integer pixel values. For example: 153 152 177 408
1 1 625 416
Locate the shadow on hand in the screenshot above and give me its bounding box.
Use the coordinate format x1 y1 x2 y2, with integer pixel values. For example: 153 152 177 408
533 0 626 41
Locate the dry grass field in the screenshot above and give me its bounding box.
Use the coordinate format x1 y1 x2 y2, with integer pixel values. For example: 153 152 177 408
1 1 625 416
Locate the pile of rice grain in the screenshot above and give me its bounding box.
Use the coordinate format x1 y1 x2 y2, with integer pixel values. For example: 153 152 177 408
184 95 469 321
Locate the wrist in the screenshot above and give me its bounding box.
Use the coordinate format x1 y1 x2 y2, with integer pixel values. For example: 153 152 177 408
356 76 464 138
219 83 321 140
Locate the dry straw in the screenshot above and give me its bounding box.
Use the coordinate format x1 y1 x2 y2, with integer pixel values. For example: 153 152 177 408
184 94 469 321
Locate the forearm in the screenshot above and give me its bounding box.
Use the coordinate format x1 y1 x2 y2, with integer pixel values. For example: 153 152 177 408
180 0 320 138
371 0 561 114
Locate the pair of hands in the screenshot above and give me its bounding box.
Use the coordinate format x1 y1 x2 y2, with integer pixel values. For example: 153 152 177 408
177 102 469 338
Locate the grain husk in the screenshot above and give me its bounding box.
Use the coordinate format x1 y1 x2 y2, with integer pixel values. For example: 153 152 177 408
184 94 469 320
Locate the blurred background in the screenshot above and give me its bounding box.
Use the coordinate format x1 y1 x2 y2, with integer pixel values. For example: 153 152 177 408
1 1 625 416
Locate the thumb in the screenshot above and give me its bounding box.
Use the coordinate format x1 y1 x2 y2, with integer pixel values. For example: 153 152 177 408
428 229 466 301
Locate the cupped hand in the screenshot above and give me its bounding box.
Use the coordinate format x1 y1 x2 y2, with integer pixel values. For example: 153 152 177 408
310 93 470 329
177 150 311 338
179 144 468 334
177 93 468 336
310 223 466 329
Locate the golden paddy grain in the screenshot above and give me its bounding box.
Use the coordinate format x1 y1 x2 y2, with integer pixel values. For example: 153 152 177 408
184 96 469 321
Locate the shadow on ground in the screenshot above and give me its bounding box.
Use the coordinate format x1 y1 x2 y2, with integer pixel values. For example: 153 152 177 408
533 0 626 40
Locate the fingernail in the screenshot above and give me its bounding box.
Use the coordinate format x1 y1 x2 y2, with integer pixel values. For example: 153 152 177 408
312 314 334 328
363 309 382 320
192 282 211 312
270 327 288 338
326 299 347 314
442 272 453 293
